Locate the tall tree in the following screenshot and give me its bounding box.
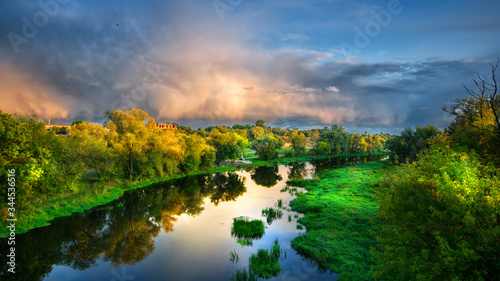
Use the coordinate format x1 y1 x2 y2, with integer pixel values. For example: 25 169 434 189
105 108 155 179
317 125 350 155
289 129 307 155
252 134 280 160
209 129 249 163
385 126 441 164
255 119 266 127
444 60 500 166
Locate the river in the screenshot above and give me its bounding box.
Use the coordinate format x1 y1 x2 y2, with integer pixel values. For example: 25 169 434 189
0 156 384 281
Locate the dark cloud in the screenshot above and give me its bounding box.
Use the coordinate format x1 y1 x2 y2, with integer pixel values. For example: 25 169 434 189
0 0 494 131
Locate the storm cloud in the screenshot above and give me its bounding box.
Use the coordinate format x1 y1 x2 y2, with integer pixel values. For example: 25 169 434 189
0 0 496 130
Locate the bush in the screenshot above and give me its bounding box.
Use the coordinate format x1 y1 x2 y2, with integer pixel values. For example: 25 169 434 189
372 144 500 280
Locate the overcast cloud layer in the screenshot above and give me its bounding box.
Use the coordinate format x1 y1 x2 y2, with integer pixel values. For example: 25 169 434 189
1 0 499 132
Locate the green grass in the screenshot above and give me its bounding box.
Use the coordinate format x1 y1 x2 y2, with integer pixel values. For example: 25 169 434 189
249 238 283 278
231 217 265 239
288 160 390 280
277 199 283 208
261 207 283 224
0 165 236 237
237 238 254 246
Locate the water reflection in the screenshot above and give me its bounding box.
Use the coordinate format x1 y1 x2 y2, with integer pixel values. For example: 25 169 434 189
287 162 308 180
310 155 386 175
0 157 386 280
250 166 283 187
0 172 246 281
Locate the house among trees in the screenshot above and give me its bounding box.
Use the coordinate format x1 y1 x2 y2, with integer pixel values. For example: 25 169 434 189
156 122 177 130
45 119 70 135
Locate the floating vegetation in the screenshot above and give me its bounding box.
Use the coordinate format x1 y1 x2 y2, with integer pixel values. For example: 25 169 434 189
230 249 240 263
288 215 292 222
237 238 253 246
261 207 283 224
231 217 265 239
249 238 284 278
277 199 283 208
230 267 258 281
280 186 299 195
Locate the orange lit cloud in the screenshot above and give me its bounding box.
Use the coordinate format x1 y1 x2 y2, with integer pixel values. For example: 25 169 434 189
0 63 71 120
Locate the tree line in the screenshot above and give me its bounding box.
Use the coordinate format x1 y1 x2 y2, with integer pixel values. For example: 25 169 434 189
0 108 390 209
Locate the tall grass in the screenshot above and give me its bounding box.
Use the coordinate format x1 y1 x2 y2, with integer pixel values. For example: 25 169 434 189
231 217 265 239
249 238 283 278
261 207 283 224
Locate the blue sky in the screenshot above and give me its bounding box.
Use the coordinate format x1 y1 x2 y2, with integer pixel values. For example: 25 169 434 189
0 0 499 133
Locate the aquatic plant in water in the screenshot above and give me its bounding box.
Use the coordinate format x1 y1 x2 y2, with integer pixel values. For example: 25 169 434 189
231 217 265 239
237 238 253 246
277 199 283 208
249 238 283 278
230 249 240 263
261 207 283 224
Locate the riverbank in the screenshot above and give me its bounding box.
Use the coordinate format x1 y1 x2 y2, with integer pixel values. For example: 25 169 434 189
0 166 235 237
0 152 388 238
288 160 390 280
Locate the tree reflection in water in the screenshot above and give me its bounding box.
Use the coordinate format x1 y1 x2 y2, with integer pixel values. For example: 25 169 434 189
287 162 308 180
0 171 246 281
250 166 283 188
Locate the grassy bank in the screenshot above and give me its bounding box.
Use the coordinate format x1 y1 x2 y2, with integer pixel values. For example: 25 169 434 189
288 160 390 280
0 166 234 237
1 152 387 238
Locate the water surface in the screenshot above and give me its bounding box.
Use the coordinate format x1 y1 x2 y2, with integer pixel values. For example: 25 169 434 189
1 156 383 281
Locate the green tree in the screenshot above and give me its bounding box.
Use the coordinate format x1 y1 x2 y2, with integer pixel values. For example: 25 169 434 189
69 121 119 181
444 61 500 166
250 126 265 140
289 129 307 155
385 126 441 164
314 141 330 155
209 130 249 163
151 129 185 177
0 112 63 204
255 119 266 127
317 125 350 155
373 144 500 280
252 134 280 161
180 134 215 173
105 108 156 179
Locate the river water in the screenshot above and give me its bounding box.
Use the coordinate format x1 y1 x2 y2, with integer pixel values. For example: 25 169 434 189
1 156 383 281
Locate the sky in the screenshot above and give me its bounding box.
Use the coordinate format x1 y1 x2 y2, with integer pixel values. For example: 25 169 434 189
1 0 499 134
